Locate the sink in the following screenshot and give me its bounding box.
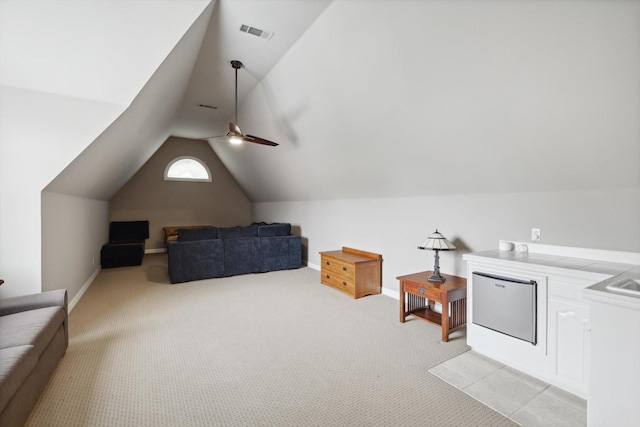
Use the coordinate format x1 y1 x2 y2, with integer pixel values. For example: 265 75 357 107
606 278 640 296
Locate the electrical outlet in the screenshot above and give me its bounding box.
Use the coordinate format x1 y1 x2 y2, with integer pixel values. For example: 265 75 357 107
531 228 541 242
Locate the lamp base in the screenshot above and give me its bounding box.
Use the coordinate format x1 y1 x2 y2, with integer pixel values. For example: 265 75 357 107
428 273 446 283
429 250 446 282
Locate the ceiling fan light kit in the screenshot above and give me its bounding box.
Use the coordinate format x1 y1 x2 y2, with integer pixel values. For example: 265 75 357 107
201 60 278 147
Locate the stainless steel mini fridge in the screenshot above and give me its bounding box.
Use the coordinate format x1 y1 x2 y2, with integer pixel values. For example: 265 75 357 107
472 272 537 345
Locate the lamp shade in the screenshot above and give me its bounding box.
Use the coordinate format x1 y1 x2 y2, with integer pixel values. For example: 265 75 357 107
418 229 456 251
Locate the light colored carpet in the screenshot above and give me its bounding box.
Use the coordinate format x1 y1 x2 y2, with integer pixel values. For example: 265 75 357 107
26 254 516 426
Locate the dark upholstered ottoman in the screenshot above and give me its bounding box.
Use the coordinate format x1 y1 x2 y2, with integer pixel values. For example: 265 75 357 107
100 221 149 268
100 243 145 268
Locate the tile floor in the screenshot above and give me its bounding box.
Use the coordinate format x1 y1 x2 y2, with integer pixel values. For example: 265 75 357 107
429 350 587 427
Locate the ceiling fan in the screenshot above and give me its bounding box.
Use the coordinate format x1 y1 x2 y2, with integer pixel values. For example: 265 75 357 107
201 60 278 147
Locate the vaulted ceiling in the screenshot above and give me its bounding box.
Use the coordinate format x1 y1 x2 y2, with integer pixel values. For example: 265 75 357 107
3 0 639 205
171 0 332 140
185 0 640 203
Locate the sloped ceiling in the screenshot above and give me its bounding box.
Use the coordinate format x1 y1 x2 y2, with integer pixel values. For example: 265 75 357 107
45 3 214 200
3 0 333 202
1 0 214 201
177 0 640 203
171 0 332 139
40 2 214 200
1 0 212 106
3 0 638 204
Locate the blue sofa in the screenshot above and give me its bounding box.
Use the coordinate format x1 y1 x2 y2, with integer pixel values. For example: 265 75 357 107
167 223 301 284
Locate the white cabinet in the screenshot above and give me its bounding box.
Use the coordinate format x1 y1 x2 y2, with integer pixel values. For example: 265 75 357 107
545 275 595 397
547 297 589 396
466 261 550 386
464 252 610 398
585 285 640 427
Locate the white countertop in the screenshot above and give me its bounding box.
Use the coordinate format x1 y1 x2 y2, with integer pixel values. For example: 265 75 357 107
465 249 638 276
464 247 640 309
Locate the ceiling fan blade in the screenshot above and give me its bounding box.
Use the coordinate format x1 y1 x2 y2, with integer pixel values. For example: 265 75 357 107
199 134 225 140
246 134 279 146
199 123 240 140
199 62 277 147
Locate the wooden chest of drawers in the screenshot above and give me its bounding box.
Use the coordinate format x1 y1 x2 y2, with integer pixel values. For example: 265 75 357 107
319 247 382 298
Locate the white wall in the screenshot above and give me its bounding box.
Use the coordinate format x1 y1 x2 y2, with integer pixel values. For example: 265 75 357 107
39 2 213 303
41 192 108 303
0 0 212 298
254 188 640 293
241 1 640 295
0 87 123 297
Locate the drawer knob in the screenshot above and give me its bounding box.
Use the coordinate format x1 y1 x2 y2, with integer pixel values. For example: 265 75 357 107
342 267 347 271
326 261 330 265
342 281 347 286
418 287 426 294
326 274 330 279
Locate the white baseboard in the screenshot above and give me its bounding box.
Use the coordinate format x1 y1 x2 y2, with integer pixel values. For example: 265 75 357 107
69 266 100 312
306 261 320 271
382 287 399 300
146 248 166 254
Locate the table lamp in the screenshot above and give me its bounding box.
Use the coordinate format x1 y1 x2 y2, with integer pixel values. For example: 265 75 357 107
418 229 456 283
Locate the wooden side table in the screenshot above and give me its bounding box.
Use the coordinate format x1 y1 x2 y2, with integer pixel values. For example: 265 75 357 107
397 271 467 342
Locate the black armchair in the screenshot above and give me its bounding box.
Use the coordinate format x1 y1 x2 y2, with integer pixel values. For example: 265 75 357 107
100 221 149 268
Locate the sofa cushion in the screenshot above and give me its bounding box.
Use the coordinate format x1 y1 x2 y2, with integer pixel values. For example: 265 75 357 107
223 237 260 276
178 227 218 242
0 306 65 356
0 345 38 413
258 223 291 237
218 225 259 239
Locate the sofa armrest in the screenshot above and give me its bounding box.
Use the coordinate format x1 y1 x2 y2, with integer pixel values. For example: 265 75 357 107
0 289 68 317
167 239 225 283
259 235 302 272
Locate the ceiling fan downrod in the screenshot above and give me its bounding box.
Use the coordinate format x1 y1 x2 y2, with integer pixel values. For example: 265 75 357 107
230 60 243 126
198 59 277 146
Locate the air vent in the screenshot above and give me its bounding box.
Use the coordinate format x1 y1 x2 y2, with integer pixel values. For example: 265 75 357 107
239 24 274 40
198 104 217 110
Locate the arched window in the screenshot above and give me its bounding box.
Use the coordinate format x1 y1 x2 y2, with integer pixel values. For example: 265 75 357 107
164 156 212 182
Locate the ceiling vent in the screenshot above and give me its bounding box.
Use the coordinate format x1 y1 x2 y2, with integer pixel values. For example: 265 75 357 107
239 24 274 40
